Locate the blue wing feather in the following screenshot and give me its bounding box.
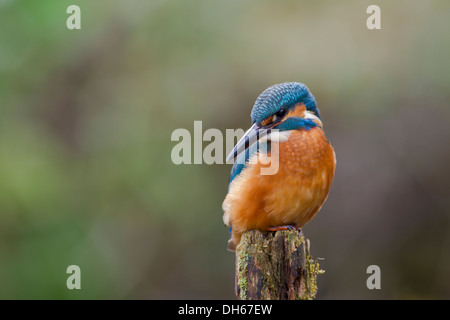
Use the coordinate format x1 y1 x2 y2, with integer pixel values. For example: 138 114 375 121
229 146 251 185
229 140 270 186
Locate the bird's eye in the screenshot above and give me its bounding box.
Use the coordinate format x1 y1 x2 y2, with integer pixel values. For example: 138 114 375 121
273 108 287 122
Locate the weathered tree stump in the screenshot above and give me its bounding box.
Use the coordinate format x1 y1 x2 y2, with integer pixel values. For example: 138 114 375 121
235 229 323 300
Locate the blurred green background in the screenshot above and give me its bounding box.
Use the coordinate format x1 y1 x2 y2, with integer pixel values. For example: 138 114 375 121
1 0 449 299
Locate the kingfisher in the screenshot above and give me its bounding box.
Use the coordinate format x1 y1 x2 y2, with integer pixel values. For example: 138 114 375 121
222 82 336 251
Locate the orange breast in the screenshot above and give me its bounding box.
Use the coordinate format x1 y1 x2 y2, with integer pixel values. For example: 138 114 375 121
223 127 336 247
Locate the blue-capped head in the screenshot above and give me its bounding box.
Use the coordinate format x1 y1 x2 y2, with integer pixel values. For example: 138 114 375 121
226 82 323 163
251 82 320 125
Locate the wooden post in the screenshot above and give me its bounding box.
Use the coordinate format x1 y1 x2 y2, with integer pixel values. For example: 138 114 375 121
235 229 323 300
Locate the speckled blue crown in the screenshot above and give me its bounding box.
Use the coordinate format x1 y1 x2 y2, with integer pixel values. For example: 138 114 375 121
251 82 319 124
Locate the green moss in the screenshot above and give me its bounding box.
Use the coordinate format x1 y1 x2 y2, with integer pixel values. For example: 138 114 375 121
306 256 325 299
237 251 250 300
286 230 305 248
236 230 323 300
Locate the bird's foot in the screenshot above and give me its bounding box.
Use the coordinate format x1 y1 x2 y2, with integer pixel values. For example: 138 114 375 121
266 224 301 233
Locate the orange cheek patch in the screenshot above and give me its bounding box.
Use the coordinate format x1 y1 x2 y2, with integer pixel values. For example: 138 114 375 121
260 117 272 127
261 103 306 127
287 103 306 119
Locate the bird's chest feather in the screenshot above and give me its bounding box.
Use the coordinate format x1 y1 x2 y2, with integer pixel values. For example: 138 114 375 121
223 127 335 230
277 128 334 177
261 127 336 224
